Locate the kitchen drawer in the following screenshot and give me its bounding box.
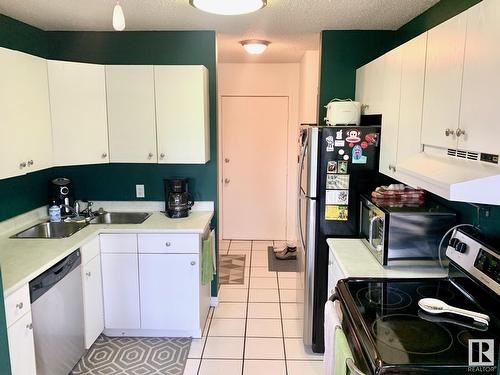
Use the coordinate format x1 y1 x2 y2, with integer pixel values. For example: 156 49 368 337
5 284 30 327
138 233 199 254
100 233 137 254
81 235 100 264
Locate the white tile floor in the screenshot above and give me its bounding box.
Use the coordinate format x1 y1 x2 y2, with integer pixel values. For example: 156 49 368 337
185 240 323 375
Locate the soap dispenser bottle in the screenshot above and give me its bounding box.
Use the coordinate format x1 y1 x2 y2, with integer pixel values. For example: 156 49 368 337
48 200 61 223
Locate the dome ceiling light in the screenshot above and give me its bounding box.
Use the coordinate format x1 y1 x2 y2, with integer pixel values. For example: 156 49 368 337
112 1 126 31
190 0 267 16
240 39 270 55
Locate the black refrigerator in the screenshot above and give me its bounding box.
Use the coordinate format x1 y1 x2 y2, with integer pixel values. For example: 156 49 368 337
297 125 382 352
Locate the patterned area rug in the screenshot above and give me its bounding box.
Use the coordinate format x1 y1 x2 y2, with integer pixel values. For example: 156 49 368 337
71 335 191 375
219 254 246 284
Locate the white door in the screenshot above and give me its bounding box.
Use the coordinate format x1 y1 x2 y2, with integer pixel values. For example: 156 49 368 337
459 0 500 155
82 255 104 348
379 47 402 177
7 313 37 375
421 13 467 149
0 48 52 179
106 65 158 163
397 33 427 164
221 96 288 240
101 253 140 329
48 60 109 166
139 254 198 330
155 65 210 164
355 55 386 115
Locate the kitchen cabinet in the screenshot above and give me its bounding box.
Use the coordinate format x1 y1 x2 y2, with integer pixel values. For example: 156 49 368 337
459 0 500 155
155 65 210 164
48 60 109 166
139 254 199 332
396 33 427 164
106 65 158 163
421 13 467 150
0 48 53 179
81 237 104 349
4 285 36 375
378 46 402 177
355 55 386 115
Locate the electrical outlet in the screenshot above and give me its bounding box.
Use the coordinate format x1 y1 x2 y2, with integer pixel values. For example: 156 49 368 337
136 184 145 198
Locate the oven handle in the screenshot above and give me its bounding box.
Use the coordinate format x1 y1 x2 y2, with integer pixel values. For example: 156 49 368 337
346 358 367 375
368 215 382 250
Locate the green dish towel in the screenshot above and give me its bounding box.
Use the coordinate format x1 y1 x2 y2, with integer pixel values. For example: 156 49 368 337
201 234 214 285
334 327 353 375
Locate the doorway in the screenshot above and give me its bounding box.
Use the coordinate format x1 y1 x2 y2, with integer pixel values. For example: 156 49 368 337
220 96 289 240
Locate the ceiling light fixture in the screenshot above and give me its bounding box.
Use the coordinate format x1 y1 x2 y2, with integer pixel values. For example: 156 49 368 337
112 1 126 31
240 39 270 55
190 0 267 15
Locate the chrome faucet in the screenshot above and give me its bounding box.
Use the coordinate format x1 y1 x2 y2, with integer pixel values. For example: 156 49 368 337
59 204 79 218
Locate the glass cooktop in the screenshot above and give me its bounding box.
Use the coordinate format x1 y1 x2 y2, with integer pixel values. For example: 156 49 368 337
341 278 500 370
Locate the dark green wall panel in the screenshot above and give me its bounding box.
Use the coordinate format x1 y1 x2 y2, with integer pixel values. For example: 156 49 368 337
0 14 47 57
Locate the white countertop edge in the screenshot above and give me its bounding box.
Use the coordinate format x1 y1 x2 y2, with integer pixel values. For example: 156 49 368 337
90 200 214 212
2 210 214 297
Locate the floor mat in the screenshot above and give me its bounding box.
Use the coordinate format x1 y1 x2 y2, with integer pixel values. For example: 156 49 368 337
219 254 246 284
268 247 298 272
71 335 191 375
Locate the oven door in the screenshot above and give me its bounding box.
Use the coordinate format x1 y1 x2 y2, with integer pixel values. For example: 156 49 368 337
326 295 372 375
359 197 386 264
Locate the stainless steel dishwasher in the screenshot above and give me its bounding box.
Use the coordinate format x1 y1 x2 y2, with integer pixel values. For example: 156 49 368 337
29 250 85 375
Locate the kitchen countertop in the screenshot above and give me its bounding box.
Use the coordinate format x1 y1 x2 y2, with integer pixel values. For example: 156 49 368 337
0 210 213 297
327 238 448 279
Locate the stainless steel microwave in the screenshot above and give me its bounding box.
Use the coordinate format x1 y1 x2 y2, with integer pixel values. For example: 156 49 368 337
359 195 457 265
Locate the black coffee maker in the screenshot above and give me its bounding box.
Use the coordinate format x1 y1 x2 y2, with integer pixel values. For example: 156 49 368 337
164 178 193 218
49 177 74 216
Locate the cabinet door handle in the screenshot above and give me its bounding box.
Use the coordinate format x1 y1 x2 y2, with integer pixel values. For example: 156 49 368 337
27 159 34 167
388 164 396 172
26 323 33 330
165 242 171 247
86 272 91 277
148 152 154 159
16 302 24 310
445 128 455 137
224 178 230 184
190 261 196 266
224 158 230 163
160 153 165 159
102 152 108 158
456 128 466 137
19 162 27 169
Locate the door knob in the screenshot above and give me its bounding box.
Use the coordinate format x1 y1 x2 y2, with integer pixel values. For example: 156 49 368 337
456 128 466 137
165 242 171 247
160 153 165 159
224 158 230 163
16 302 23 310
190 261 196 266
27 160 34 167
445 128 455 137
86 272 91 277
102 152 108 158
19 162 27 169
224 178 230 184
148 152 154 159
26 323 33 330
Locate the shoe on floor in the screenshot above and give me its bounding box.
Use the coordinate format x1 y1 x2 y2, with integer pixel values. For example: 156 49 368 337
275 246 297 260
273 241 297 253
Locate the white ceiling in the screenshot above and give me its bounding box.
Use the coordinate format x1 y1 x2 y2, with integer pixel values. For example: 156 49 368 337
0 0 439 62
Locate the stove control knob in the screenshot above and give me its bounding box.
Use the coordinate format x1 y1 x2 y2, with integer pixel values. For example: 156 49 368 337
455 242 468 254
449 238 460 248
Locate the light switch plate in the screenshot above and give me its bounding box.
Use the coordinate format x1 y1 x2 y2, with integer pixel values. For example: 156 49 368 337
136 184 145 198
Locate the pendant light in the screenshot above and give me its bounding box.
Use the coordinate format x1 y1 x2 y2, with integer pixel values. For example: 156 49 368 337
113 1 126 31
190 0 267 15
240 40 270 54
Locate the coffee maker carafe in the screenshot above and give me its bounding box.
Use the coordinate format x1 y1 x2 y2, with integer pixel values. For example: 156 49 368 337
49 177 74 216
164 178 193 218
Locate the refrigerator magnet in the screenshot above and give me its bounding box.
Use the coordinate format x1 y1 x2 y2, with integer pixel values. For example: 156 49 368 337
352 144 367 164
334 140 345 147
327 161 337 174
325 205 349 221
326 190 349 205
338 161 348 174
326 136 335 152
345 129 362 143
326 174 350 189
335 129 343 140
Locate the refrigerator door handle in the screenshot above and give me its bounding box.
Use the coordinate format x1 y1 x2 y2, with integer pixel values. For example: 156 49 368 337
297 132 309 251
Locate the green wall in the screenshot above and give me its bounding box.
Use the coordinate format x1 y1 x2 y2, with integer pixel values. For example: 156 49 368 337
319 0 500 242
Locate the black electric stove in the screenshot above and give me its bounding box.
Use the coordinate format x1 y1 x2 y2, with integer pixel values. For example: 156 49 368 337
335 228 500 374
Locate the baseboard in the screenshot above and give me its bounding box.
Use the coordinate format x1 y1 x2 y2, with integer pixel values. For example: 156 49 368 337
210 297 219 307
103 328 202 339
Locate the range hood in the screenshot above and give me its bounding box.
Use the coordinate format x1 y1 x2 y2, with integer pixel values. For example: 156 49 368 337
396 152 500 205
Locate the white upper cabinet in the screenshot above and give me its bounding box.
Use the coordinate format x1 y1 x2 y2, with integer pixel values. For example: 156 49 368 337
355 55 386 115
396 33 427 164
0 48 52 179
459 0 500 155
379 47 403 177
106 65 158 163
48 60 109 166
155 65 210 164
421 13 467 150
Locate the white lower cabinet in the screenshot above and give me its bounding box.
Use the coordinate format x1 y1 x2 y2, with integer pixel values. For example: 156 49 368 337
82 255 104 348
139 254 199 332
7 312 36 375
101 253 141 331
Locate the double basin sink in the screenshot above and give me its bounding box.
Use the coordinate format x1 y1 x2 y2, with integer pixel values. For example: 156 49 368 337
12 212 152 239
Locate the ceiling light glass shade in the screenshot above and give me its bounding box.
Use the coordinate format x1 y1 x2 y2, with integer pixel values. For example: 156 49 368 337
190 0 267 15
240 40 270 54
113 2 126 31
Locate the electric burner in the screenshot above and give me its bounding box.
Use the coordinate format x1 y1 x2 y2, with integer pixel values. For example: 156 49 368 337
356 286 412 310
416 284 456 301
